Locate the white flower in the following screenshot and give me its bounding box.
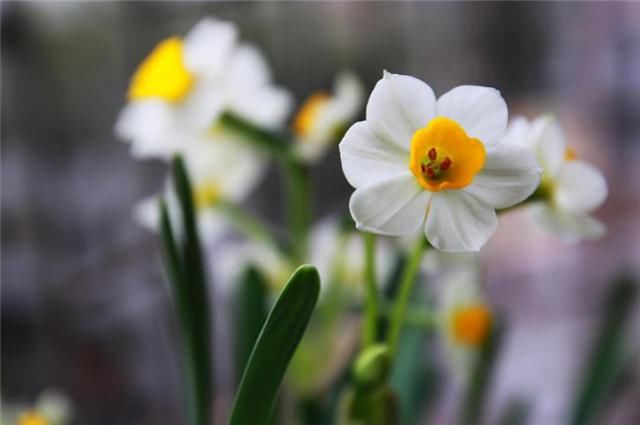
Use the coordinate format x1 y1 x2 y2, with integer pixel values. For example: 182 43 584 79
292 71 364 162
134 129 267 241
3 389 72 425
115 17 292 160
209 240 293 295
308 217 393 296
339 71 541 252
503 116 608 241
437 267 492 381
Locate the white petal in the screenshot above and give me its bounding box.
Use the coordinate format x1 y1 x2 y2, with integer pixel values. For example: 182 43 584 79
366 71 436 150
554 160 608 212
183 17 237 77
436 85 508 146
228 85 293 129
133 196 160 232
424 191 498 252
464 144 541 209
339 121 409 189
501 116 532 149
533 117 566 176
349 173 430 236
179 79 226 131
530 204 606 242
225 43 271 88
115 101 180 159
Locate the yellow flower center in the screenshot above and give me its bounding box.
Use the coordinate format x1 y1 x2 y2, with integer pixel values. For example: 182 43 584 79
565 147 577 161
127 37 195 103
194 182 220 209
18 411 49 425
409 117 486 192
451 304 492 347
292 92 330 137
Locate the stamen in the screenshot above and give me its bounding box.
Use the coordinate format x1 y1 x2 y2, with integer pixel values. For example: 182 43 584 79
428 147 437 161
440 157 452 171
426 167 435 178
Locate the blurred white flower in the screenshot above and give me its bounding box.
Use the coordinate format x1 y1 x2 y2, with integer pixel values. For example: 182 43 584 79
292 71 364 162
3 389 72 425
437 267 492 381
115 17 292 159
134 129 267 241
308 217 394 296
340 71 541 252
210 241 293 296
503 116 608 241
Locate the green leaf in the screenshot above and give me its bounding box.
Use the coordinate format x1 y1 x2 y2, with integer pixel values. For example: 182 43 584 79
569 276 637 425
229 265 321 425
233 265 269 385
459 320 505 425
158 156 213 425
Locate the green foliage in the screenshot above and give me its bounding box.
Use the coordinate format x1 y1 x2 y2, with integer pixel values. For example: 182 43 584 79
233 266 269 385
569 276 637 425
159 155 213 425
229 265 321 425
459 320 506 425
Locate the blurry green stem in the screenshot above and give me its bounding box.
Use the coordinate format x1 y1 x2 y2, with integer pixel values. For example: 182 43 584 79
380 303 438 329
363 232 379 347
216 200 285 256
387 238 427 359
218 112 310 264
282 158 310 264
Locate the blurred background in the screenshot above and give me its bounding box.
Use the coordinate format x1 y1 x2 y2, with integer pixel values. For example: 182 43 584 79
2 2 640 424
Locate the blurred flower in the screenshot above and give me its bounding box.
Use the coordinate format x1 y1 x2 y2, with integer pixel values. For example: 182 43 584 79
437 267 492 381
115 17 292 159
503 116 608 241
134 130 267 241
340 71 541 252
210 240 293 295
308 217 394 296
292 72 364 163
3 390 72 425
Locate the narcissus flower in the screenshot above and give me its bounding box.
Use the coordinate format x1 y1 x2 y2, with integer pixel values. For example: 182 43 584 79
340 71 541 252
134 130 266 241
116 17 292 159
503 116 608 241
438 267 492 380
3 390 72 425
292 72 364 162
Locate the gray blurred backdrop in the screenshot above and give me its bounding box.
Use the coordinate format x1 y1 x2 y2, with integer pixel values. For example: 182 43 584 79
2 2 640 425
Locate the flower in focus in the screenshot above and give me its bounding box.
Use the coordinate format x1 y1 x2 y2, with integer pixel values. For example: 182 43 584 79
115 17 292 159
437 267 492 380
340 71 541 252
134 129 267 241
503 115 608 241
292 72 364 162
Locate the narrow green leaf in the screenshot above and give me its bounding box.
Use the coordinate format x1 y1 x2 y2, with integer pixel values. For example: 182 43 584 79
460 320 505 425
229 265 321 425
569 276 637 425
158 156 213 425
233 265 269 385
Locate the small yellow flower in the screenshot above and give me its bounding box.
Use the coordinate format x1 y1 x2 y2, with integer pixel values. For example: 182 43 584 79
451 304 492 347
293 72 364 162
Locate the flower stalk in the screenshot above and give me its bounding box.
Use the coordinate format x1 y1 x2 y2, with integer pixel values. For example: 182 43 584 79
363 232 379 347
387 237 427 359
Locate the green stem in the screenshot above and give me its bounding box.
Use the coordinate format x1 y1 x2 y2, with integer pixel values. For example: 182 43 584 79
387 238 427 358
379 303 438 329
216 200 286 256
363 232 379 347
282 158 311 264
